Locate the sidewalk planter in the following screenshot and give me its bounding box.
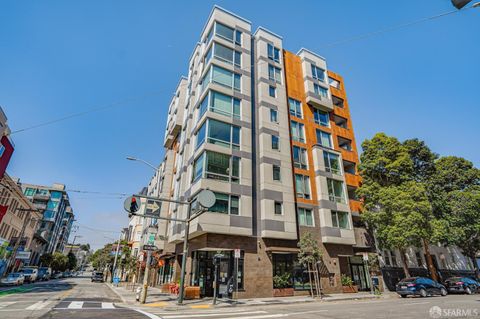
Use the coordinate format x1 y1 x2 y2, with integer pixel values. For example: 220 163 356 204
342 285 358 293
273 287 295 297
185 286 201 299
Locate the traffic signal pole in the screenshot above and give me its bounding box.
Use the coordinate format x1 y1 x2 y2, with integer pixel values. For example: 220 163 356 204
139 250 151 304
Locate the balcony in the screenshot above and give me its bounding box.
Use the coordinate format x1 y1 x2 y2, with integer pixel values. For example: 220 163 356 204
353 227 374 248
345 173 361 187
349 199 362 213
33 193 50 202
164 133 175 148
305 92 333 111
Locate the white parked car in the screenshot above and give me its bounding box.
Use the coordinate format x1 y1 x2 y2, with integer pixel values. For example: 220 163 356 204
1 273 25 286
19 267 38 283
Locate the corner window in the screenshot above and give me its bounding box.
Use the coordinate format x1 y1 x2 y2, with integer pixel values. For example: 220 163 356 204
273 165 281 181
269 85 276 97
202 65 241 92
192 151 240 183
293 146 308 170
215 22 234 42
295 174 311 199
323 151 341 175
331 211 350 229
200 90 241 119
24 188 35 196
210 192 240 215
316 129 332 148
311 64 325 82
288 98 302 118
271 135 280 150
327 178 345 203
267 43 280 63
196 121 207 148
297 208 314 226
274 201 283 215
314 84 328 98
213 42 241 67
270 109 278 123
206 119 240 150
268 64 282 83
313 108 329 127
290 121 305 143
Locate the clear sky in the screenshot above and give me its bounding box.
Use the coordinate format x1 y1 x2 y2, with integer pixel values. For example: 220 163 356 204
1 0 479 250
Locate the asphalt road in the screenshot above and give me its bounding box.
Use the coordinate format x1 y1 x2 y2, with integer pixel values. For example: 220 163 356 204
0 276 479 318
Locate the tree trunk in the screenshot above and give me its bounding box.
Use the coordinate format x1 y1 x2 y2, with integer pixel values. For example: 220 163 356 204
423 239 439 281
399 249 411 278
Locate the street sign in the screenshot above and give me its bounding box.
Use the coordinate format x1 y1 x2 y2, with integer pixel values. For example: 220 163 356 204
143 244 158 251
145 199 161 216
234 249 241 259
15 251 31 260
124 195 141 214
198 189 216 209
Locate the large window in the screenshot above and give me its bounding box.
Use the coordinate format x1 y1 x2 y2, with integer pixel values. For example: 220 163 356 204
288 98 302 118
313 108 329 126
293 146 308 170
197 119 240 150
202 65 241 92
192 151 240 183
270 109 278 123
273 165 281 181
290 121 305 143
297 208 314 226
198 90 241 119
269 85 276 97
271 135 280 150
323 151 341 175
214 22 242 45
295 174 311 199
210 192 240 215
311 64 325 82
327 178 345 203
274 201 283 215
331 211 349 229
209 42 241 66
267 43 280 63
24 188 35 196
316 129 332 148
268 64 282 83
314 84 328 98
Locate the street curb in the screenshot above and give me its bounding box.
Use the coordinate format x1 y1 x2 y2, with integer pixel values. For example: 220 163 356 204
105 283 127 304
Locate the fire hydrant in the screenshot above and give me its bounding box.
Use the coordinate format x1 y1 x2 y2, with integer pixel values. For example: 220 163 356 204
135 287 142 301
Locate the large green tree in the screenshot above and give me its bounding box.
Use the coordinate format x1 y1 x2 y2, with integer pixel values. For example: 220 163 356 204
67 251 77 270
51 252 68 272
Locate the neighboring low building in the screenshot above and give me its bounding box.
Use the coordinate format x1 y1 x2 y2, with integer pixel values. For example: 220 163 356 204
19 182 75 254
0 174 45 275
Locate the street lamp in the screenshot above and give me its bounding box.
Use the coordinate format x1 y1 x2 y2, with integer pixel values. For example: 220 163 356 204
126 156 159 172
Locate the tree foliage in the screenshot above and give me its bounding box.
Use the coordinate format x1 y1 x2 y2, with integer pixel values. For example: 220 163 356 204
67 251 77 270
39 253 53 267
51 252 68 272
297 232 322 267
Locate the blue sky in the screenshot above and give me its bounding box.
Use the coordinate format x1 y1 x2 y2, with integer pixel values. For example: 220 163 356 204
1 0 479 250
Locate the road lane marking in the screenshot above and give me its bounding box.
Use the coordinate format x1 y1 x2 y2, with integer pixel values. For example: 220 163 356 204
101 302 115 309
135 308 162 319
26 300 51 310
0 302 16 309
67 301 84 309
162 311 268 318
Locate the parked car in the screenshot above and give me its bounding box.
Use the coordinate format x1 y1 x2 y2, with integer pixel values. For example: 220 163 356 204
396 277 448 298
37 267 51 281
91 271 104 283
19 267 38 283
52 272 63 279
0 273 25 286
444 277 479 295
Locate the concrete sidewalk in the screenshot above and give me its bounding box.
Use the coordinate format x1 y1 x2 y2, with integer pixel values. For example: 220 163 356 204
107 282 396 311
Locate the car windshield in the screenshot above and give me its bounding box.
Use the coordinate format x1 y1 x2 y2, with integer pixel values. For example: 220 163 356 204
8 273 20 278
21 269 34 274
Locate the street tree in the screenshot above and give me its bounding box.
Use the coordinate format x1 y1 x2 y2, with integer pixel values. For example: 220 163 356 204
51 252 68 272
39 253 53 267
67 251 77 270
298 232 322 297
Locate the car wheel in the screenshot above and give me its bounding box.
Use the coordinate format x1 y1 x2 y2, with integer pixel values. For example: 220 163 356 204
419 289 427 297
401 295 407 298
466 286 472 295
440 288 447 296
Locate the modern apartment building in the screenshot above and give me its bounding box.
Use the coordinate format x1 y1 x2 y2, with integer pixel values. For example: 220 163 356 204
138 6 372 298
19 182 75 254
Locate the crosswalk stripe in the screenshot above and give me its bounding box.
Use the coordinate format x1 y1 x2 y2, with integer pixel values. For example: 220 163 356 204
162 311 268 318
26 301 50 310
67 301 84 309
0 302 16 309
101 302 115 309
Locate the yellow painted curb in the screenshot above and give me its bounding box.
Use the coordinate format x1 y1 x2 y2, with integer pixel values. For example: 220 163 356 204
190 304 211 309
144 302 168 307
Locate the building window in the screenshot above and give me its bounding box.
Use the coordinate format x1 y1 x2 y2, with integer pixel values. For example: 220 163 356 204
201 119 240 150
235 30 242 45
331 211 349 229
390 251 397 267
199 90 241 119
271 135 279 150
383 250 391 266
270 109 278 123
274 201 283 215
290 121 305 143
316 129 332 148
267 43 280 63
268 64 282 83
297 208 314 226
327 178 345 203
338 136 352 151
311 64 325 82
273 165 281 181
288 98 302 118
313 108 329 127
295 174 311 199
212 42 241 67
328 77 340 89
202 65 241 92
269 85 276 97
314 84 328 98
323 151 341 175
210 192 240 215
196 121 207 148
192 151 240 183
332 96 344 108
24 188 35 196
211 22 241 45
293 146 308 170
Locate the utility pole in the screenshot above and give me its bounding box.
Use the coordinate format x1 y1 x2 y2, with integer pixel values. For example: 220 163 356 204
112 231 123 283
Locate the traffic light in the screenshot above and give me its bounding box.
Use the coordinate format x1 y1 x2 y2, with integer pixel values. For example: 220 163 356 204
451 0 472 9
129 197 139 217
